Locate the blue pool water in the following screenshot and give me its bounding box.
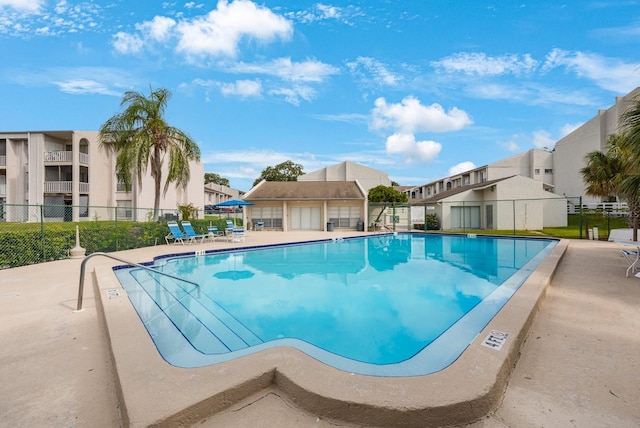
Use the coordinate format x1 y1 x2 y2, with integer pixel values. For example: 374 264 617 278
114 233 556 376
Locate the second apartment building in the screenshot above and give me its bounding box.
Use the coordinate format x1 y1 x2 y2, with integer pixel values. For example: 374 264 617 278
0 130 203 222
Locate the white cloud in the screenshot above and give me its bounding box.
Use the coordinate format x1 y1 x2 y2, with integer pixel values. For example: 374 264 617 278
370 96 470 164
175 0 292 59
136 16 176 42
229 57 339 83
371 96 472 134
542 48 640 93
4 66 136 95
560 122 582 137
269 84 316 105
112 32 144 54
0 0 42 12
53 79 121 96
532 130 555 149
285 3 360 25
432 52 538 76
448 161 476 176
111 1 292 59
347 56 402 87
220 79 262 97
501 140 520 152
385 133 441 163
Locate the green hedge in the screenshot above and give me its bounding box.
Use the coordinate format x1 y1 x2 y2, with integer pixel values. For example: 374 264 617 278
0 218 244 269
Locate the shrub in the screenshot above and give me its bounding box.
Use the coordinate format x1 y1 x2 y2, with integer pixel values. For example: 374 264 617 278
426 213 440 230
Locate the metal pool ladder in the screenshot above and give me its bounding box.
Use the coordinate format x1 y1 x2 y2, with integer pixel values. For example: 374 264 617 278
75 252 200 312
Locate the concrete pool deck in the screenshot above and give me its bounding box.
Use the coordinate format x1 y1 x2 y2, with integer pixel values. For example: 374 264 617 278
0 232 638 427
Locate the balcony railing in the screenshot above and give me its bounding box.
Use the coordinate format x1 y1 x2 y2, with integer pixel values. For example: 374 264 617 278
0 183 5 196
44 181 73 193
0 156 6 167
44 151 72 162
43 151 89 164
43 181 90 193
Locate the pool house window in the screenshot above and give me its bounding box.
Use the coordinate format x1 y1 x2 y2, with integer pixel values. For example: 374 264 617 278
251 206 283 229
328 206 361 228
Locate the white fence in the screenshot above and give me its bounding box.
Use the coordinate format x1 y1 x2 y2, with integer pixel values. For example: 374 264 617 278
567 202 628 216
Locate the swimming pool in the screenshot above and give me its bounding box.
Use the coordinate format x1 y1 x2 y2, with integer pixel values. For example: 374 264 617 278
114 233 556 376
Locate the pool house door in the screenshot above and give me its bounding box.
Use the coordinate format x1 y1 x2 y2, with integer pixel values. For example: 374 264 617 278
290 207 322 230
451 206 481 229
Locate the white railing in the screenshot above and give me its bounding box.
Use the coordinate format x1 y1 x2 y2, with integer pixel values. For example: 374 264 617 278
44 181 73 193
0 155 6 166
44 151 72 162
79 153 89 164
567 202 628 215
0 183 5 196
79 182 89 193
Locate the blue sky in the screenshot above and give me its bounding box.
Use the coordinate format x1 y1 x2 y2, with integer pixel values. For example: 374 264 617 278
2 0 640 191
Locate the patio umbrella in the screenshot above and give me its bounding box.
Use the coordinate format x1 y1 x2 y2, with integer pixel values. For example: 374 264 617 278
213 199 253 221
213 199 253 207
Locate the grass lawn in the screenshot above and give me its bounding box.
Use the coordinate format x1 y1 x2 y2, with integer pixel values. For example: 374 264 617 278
436 214 630 240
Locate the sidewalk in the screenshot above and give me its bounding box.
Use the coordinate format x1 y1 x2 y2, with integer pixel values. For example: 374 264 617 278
0 235 638 427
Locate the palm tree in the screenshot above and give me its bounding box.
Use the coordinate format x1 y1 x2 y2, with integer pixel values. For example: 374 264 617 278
580 133 640 240
619 95 640 241
99 87 201 220
620 95 640 149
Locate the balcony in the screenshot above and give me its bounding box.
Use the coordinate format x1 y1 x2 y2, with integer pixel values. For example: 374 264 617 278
44 151 89 164
44 151 72 162
0 156 5 167
45 181 72 193
44 181 90 193
0 183 5 196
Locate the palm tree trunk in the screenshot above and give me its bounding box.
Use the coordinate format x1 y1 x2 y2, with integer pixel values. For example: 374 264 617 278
152 145 162 221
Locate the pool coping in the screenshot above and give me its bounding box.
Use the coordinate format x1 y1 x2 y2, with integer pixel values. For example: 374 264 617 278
94 235 568 427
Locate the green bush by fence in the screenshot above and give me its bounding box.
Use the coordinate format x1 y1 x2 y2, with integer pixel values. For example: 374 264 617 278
0 209 235 269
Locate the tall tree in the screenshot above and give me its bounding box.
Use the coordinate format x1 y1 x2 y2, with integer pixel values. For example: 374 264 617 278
204 172 230 187
99 87 201 219
253 160 304 187
580 133 640 240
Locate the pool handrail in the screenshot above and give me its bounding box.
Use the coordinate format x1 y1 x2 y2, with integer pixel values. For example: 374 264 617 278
76 252 200 312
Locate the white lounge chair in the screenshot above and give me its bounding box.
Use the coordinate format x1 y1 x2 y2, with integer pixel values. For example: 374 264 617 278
224 220 245 242
621 246 640 277
206 225 224 242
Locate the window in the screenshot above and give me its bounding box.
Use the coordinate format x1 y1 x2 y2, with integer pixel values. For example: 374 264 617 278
534 168 540 175
44 196 65 218
545 169 553 174
79 195 89 218
251 206 283 228
329 206 361 228
117 180 132 192
450 206 481 229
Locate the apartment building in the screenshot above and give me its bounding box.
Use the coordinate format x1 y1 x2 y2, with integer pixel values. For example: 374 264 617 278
405 86 640 206
0 130 204 222
554 86 640 203
204 182 245 207
406 149 554 201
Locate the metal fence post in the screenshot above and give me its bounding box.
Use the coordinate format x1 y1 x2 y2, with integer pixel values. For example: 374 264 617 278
513 199 516 235
114 206 118 251
579 196 583 240
40 204 45 263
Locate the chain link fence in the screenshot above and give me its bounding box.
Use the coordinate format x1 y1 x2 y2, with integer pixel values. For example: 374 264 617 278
369 197 571 234
0 203 232 269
